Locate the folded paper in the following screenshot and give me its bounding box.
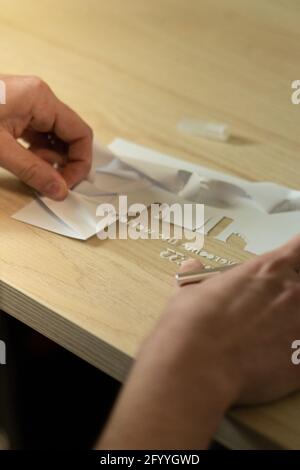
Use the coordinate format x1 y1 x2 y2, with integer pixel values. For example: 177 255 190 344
13 138 300 254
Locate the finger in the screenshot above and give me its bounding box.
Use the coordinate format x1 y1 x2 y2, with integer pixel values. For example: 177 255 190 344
214 256 298 291
52 101 92 187
256 256 300 282
30 97 93 188
178 258 204 273
0 130 68 200
175 258 204 290
225 236 300 283
276 235 300 271
245 236 300 275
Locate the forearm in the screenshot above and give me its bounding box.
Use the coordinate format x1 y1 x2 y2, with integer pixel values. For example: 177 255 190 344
97 312 236 449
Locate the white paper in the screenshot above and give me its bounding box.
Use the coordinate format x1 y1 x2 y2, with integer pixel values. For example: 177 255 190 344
13 141 200 240
108 139 300 254
13 138 300 254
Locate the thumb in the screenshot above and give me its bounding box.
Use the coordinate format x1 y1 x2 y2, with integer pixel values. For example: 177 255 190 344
0 130 68 200
178 258 204 273
175 258 204 290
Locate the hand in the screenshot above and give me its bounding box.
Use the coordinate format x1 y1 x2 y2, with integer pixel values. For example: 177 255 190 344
98 236 300 449
164 236 300 406
0 75 93 200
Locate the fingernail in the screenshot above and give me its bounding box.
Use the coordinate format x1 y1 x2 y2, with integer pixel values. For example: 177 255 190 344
181 259 201 267
180 259 204 271
43 181 67 200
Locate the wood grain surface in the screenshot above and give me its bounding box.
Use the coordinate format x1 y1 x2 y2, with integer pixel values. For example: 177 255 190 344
0 0 300 449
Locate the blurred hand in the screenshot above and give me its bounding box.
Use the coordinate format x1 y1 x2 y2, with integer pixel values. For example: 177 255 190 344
0 75 93 200
98 237 300 450
163 236 300 405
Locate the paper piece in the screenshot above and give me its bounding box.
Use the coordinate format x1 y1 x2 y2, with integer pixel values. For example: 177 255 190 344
13 141 203 239
109 139 300 254
14 198 83 239
13 138 300 254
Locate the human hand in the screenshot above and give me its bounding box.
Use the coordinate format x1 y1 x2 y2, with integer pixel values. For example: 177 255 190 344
163 236 300 406
0 75 93 200
98 237 300 450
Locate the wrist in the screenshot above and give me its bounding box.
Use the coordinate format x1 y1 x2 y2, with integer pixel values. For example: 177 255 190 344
137 316 238 448
149 304 242 411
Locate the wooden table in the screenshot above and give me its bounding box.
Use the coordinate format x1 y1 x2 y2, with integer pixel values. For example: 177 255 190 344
0 0 300 449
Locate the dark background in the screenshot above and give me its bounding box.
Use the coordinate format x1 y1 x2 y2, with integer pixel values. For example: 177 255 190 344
0 312 121 449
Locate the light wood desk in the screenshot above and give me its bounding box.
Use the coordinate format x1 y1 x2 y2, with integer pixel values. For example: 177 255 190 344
0 0 300 449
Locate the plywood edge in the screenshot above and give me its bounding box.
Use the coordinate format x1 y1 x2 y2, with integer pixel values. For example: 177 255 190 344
0 279 132 382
